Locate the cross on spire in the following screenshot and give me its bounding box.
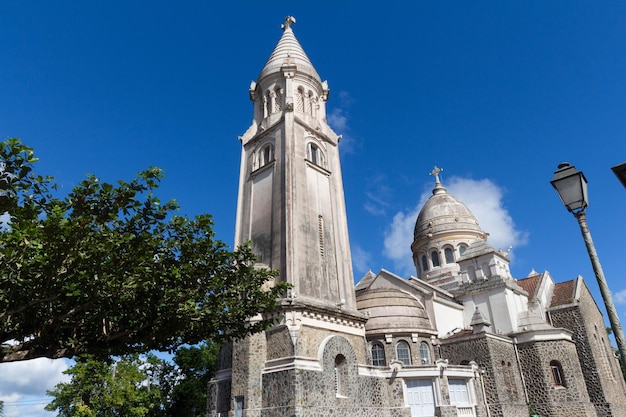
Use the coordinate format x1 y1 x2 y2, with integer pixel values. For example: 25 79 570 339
430 166 443 184
282 16 296 31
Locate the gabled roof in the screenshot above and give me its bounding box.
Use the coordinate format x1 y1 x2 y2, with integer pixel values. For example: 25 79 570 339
550 279 577 307
355 270 377 292
258 16 321 82
517 273 542 299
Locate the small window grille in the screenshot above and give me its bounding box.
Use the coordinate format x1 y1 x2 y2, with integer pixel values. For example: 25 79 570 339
273 88 283 112
295 87 304 112
318 215 324 257
306 91 314 114
550 360 566 387
335 355 347 397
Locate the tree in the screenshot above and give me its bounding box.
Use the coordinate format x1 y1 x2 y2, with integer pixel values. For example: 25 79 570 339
46 345 219 417
166 342 219 416
0 138 288 362
45 354 169 417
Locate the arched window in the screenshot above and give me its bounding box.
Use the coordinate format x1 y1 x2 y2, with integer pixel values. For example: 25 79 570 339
264 91 271 117
273 87 283 112
459 244 467 256
335 354 347 397
550 360 566 387
371 343 386 367
307 143 324 167
431 251 440 267
258 143 274 168
420 342 431 364
295 87 304 113
421 255 428 272
396 341 411 366
444 247 455 264
306 91 314 114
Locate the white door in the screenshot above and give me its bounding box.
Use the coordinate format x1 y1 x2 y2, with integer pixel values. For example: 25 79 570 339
405 379 436 417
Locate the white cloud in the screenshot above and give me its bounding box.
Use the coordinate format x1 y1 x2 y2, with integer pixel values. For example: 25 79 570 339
383 176 529 277
351 243 372 277
615 289 626 305
327 108 348 130
327 91 356 154
363 175 392 217
446 178 529 252
0 358 71 417
383 207 421 276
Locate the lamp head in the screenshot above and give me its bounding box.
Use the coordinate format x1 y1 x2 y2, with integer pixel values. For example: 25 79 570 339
551 163 588 214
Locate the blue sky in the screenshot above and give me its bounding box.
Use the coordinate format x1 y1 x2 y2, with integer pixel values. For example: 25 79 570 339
2 2 626 415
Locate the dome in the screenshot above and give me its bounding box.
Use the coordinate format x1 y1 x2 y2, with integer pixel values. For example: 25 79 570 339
413 180 483 244
357 289 434 335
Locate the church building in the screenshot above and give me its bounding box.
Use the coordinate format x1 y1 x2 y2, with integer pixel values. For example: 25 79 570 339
208 17 626 417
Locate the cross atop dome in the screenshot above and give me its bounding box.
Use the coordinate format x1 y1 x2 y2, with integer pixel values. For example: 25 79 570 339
282 16 296 31
430 166 443 184
429 166 447 195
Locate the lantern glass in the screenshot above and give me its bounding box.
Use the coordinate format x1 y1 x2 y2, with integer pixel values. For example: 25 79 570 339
551 163 588 213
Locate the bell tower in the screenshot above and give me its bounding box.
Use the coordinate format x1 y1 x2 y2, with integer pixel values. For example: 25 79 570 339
234 15 356 310
208 17 383 417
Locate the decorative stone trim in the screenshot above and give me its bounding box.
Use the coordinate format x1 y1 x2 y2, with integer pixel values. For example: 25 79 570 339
264 356 323 373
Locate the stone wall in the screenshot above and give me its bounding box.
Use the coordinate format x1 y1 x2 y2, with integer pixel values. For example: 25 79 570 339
259 335 409 417
439 332 527 417
516 339 596 417
208 326 407 417
549 282 626 417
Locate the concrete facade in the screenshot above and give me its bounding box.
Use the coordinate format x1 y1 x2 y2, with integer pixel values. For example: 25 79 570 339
207 16 626 417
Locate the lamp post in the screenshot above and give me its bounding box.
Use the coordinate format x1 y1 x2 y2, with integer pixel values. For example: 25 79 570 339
551 162 626 370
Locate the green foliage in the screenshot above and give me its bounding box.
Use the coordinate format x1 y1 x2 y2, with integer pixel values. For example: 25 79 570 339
0 138 288 362
46 344 219 417
45 354 168 417
167 342 219 416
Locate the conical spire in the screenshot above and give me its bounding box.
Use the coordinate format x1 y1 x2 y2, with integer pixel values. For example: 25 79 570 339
258 16 321 82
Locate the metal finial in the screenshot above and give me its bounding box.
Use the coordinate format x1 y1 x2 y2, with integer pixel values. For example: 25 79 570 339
282 16 296 31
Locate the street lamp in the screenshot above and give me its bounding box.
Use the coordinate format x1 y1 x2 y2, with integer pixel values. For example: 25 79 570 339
551 162 626 370
611 162 626 189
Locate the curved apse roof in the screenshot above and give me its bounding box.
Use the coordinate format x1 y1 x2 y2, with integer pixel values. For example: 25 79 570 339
357 288 434 335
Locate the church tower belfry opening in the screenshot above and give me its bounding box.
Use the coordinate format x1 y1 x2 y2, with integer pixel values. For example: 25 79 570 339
235 16 356 311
